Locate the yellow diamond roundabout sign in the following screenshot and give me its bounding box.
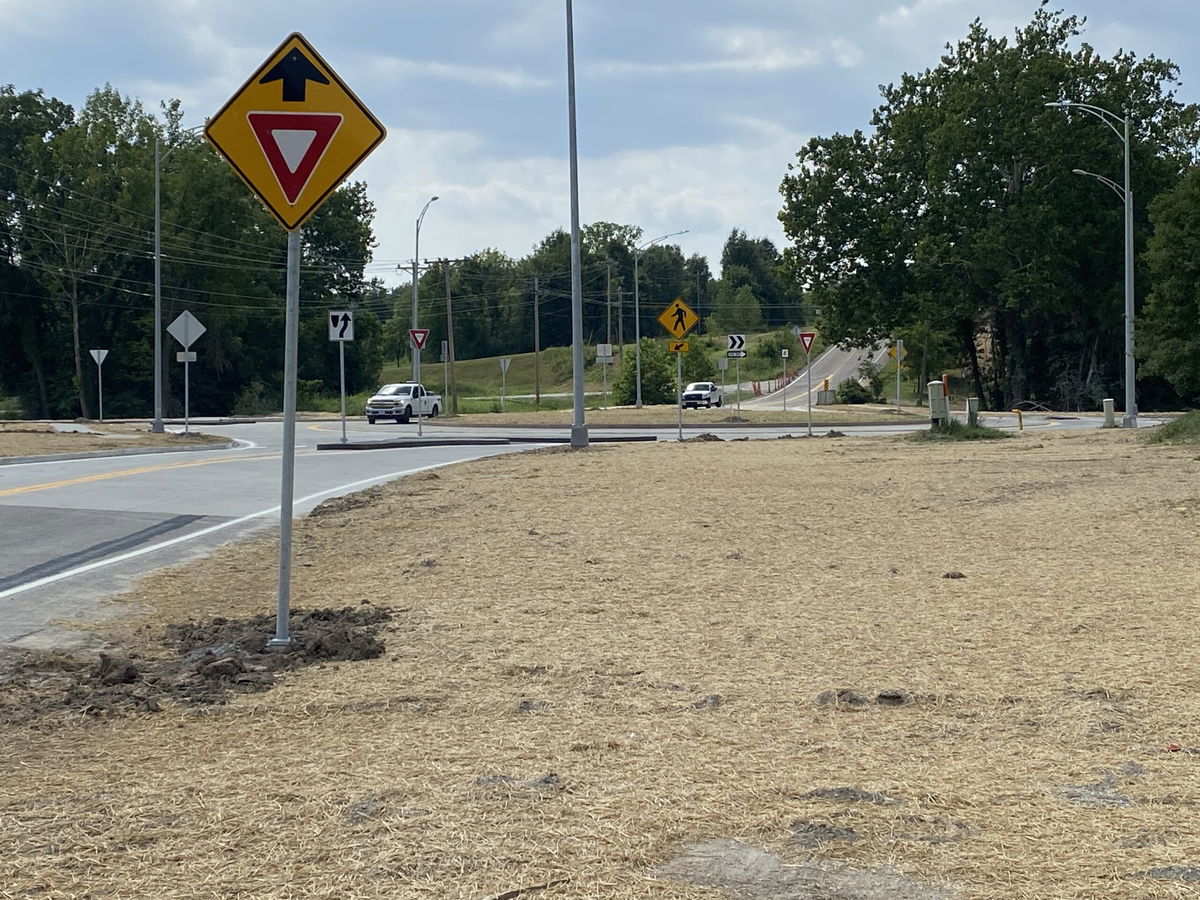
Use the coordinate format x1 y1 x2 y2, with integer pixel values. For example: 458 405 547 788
205 32 386 231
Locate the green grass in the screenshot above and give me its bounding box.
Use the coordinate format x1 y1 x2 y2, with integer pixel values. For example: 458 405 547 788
906 419 1010 442
376 330 821 402
1143 409 1200 443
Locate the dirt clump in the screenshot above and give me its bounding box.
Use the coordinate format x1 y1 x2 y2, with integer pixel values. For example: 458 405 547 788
0 605 392 723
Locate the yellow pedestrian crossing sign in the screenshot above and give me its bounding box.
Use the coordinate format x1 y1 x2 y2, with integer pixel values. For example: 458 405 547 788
657 297 699 339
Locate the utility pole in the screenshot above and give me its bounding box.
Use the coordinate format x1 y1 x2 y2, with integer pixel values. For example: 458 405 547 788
533 275 541 409
606 260 613 347
443 259 458 414
618 289 624 355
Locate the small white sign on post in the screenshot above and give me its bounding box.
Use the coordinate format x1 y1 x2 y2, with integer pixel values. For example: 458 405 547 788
167 311 205 435
328 310 354 342
328 310 354 443
499 357 511 412
89 349 108 422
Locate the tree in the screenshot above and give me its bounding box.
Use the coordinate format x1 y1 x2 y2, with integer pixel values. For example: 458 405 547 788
1139 166 1200 404
779 8 1198 409
611 337 675 405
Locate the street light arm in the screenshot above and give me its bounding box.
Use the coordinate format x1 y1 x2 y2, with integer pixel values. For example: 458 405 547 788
636 229 689 254
1071 167 1125 201
1045 100 1125 142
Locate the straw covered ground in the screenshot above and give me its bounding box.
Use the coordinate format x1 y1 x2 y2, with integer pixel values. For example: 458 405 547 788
0 422 226 457
3 428 1200 898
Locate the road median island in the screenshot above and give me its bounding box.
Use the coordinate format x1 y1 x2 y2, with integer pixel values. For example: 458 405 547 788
0 423 231 462
4 428 1198 898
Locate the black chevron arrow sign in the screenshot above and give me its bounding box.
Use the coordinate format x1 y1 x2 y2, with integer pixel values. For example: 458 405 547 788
727 334 745 351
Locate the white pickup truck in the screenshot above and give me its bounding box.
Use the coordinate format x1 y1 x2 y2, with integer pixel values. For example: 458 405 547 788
681 381 723 409
365 383 441 424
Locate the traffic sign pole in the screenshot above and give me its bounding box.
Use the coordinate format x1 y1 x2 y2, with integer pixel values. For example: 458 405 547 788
339 340 347 444
206 32 385 653
806 345 813 437
271 228 301 651
896 338 904 411
184 354 191 435
676 349 683 442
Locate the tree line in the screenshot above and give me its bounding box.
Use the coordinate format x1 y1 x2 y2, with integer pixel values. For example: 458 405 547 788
0 83 793 418
780 7 1200 410
5 7 1198 419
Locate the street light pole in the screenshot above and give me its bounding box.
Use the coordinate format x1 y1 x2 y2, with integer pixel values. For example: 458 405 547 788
1046 100 1137 427
564 0 588 448
412 195 438 383
153 137 163 433
633 229 688 408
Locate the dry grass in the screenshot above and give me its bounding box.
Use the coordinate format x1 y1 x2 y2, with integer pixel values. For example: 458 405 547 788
0 422 227 457
3 429 1200 898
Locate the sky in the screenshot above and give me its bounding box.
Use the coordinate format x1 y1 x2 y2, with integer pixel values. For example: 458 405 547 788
2 0 1198 286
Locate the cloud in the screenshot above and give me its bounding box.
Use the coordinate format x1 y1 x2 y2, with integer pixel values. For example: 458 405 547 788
358 115 808 283
366 55 551 91
877 0 964 30
589 27 862 76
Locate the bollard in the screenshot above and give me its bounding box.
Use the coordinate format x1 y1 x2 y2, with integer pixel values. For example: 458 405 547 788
1102 398 1116 428
1011 409 1023 431
966 397 979 427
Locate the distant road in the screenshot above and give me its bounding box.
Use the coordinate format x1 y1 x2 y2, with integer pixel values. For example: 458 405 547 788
741 342 890 411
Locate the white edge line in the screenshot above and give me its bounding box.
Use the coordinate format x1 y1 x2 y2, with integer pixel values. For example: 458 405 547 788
0 460 453 601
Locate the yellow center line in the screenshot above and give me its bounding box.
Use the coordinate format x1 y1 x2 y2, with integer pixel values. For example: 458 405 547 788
0 451 284 499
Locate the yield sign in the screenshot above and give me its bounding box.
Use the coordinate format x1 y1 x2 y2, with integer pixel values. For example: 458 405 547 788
248 112 342 204
799 332 816 354
410 328 431 351
205 32 386 231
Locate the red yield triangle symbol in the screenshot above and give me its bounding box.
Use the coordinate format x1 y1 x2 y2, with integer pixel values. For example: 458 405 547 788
248 112 343 204
799 332 816 354
410 328 430 350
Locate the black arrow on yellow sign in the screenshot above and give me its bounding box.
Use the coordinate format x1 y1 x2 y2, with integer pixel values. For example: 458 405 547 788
260 48 330 101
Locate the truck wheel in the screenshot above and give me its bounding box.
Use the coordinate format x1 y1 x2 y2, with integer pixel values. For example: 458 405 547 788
430 404 439 418
367 416 376 424
716 398 723 407
399 405 412 424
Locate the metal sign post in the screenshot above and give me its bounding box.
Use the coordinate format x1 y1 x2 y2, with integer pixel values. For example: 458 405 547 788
597 343 612 409
726 335 745 415
781 348 790 413
89 349 108 422
328 310 354 444
500 357 511 412
409 328 430 435
799 332 816 437
205 31 386 652
167 312 205 435
676 348 686 441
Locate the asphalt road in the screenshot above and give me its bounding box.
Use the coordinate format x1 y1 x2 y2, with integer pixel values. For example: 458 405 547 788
0 426 536 649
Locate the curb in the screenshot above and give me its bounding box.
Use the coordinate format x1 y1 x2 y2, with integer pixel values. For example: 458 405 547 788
315 435 658 451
